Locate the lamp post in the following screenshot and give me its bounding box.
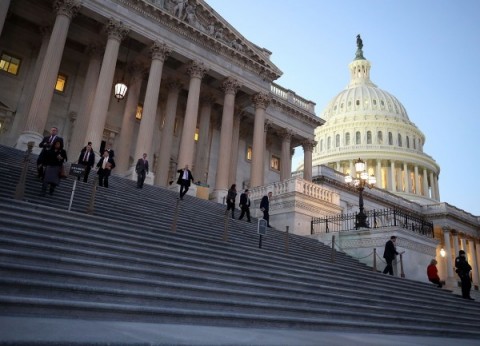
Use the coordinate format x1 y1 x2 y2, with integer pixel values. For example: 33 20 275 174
345 158 376 229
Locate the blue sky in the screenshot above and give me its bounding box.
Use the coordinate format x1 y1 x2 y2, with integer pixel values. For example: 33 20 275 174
206 0 480 216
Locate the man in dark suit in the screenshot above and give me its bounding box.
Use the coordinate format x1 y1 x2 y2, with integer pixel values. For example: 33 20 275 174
177 164 194 200
37 127 63 178
260 191 272 227
77 142 95 183
383 236 403 275
96 150 116 188
455 250 474 300
135 153 149 188
238 189 251 222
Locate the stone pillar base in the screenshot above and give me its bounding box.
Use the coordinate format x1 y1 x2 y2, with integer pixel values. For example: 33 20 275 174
15 131 43 153
444 277 458 290
125 166 154 186
211 189 228 204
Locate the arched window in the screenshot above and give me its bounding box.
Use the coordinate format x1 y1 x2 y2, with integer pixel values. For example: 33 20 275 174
377 131 383 144
367 131 372 144
355 131 361 144
413 137 416 149
327 136 331 149
406 136 410 148
335 134 340 147
320 139 323 151
345 132 350 146
398 133 402 147
388 132 393 145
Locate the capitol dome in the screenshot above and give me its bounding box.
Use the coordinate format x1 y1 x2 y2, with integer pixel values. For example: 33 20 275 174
312 38 441 204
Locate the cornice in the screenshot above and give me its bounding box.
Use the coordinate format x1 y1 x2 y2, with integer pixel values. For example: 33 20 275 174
270 97 324 128
113 0 282 82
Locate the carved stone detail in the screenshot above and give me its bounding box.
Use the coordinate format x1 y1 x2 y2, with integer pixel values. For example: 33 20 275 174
302 139 317 152
187 60 207 79
252 92 271 110
53 0 81 19
278 129 294 141
150 41 171 61
165 78 183 92
85 44 104 59
264 119 272 133
106 18 130 42
221 77 241 95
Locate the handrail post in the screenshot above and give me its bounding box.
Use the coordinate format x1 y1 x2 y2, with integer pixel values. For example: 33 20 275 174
14 141 34 200
284 225 289 254
310 219 314 235
331 234 336 263
86 175 98 214
373 248 377 272
400 253 405 278
170 199 180 232
223 210 229 242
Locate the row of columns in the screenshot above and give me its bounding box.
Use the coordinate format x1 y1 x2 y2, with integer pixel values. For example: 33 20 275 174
9 0 315 191
442 228 480 288
337 159 440 201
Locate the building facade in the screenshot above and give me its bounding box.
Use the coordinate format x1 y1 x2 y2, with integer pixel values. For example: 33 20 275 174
0 0 321 202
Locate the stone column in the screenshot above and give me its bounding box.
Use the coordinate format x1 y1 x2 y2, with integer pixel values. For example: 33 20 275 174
155 79 182 186
84 19 129 155
403 163 410 193
262 120 272 185
16 0 81 151
131 41 170 183
476 240 480 289
302 140 315 182
9 26 51 145
68 44 104 160
468 238 479 287
376 160 382 189
0 0 11 38
443 227 454 281
228 110 242 186
422 168 429 197
434 175 440 201
289 148 294 175
194 94 215 185
429 171 436 200
177 61 207 170
250 92 270 188
389 161 396 192
461 236 467 254
115 63 144 173
214 77 241 195
349 160 354 177
279 129 293 181
452 230 459 257
414 165 421 195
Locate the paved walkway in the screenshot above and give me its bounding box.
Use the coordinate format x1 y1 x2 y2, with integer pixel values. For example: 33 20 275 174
1 316 478 345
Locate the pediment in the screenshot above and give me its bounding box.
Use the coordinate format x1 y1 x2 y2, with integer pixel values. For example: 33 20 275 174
118 0 283 82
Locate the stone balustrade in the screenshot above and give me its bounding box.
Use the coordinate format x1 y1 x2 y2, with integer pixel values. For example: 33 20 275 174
249 176 339 205
270 83 315 114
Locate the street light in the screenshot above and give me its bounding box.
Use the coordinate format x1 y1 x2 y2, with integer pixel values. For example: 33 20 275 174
345 158 376 228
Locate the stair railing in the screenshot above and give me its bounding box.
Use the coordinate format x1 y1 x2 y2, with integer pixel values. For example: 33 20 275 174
14 141 34 200
86 176 98 214
284 225 289 254
331 234 336 263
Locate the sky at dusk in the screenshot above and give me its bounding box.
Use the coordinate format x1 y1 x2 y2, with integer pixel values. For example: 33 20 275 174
206 0 480 216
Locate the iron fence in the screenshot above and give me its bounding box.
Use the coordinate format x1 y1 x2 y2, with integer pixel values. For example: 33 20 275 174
311 208 433 238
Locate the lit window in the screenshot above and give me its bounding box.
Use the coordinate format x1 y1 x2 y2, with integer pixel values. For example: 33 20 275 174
0 52 21 75
271 155 280 171
246 146 252 161
194 127 199 141
55 74 67 93
135 104 143 120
